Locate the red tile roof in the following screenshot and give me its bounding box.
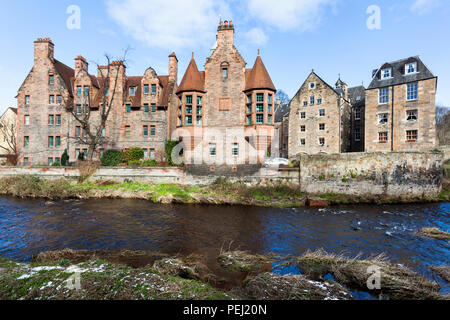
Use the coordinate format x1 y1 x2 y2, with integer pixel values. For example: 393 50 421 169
176 58 205 94
245 56 276 92
54 59 75 96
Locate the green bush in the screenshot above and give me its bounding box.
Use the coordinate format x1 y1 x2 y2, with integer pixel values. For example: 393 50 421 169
101 150 123 166
165 140 180 166
142 159 158 167
78 151 85 161
61 149 69 166
127 160 141 167
122 147 144 163
52 162 61 167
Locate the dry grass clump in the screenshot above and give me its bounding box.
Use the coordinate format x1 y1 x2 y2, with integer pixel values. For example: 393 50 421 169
239 272 352 300
430 266 450 282
218 251 272 273
0 176 76 199
78 161 100 182
297 249 444 300
416 227 450 240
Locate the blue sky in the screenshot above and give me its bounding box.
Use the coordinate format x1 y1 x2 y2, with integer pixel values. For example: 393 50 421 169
1 0 449 114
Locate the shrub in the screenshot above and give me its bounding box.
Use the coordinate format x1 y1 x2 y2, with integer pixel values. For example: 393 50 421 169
128 160 141 167
52 162 61 167
122 147 144 163
61 149 69 166
165 140 180 166
77 151 85 161
101 150 123 166
142 159 158 167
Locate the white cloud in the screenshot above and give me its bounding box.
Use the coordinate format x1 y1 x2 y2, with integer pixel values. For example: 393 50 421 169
106 0 231 49
244 28 268 46
411 0 440 15
247 0 337 32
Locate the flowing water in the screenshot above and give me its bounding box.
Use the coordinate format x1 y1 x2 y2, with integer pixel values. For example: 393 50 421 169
0 196 449 295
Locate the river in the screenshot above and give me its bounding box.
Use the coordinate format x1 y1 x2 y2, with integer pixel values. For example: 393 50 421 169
0 196 449 295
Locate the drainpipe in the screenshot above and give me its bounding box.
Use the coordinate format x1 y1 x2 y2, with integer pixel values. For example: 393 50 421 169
391 85 394 152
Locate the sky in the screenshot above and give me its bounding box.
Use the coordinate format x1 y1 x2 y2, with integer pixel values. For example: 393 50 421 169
0 0 449 115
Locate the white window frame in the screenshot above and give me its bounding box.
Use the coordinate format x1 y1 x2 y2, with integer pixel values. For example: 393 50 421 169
209 143 217 157
319 138 325 146
378 113 389 125
382 68 392 79
405 62 417 75
379 87 389 104
406 109 418 122
310 82 315 89
231 143 239 157
406 82 418 101
319 109 325 117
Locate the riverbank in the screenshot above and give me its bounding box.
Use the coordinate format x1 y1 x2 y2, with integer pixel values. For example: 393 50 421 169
0 249 448 300
0 176 448 207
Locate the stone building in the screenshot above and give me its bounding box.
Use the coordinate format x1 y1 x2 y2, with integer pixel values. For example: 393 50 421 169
0 107 17 164
16 38 178 165
348 85 366 152
174 20 276 165
274 103 290 158
288 71 351 158
365 57 437 152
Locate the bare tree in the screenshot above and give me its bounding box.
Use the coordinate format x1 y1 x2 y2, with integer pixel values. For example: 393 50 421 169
64 51 128 160
436 105 450 145
275 90 290 105
0 112 18 164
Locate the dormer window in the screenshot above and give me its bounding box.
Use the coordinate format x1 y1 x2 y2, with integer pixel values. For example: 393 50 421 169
382 68 392 79
406 62 417 74
129 87 136 96
310 83 315 89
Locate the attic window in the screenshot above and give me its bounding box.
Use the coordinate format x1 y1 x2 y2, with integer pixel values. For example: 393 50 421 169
406 62 417 74
382 68 392 79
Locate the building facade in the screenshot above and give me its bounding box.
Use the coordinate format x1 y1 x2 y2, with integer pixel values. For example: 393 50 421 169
0 107 17 164
348 86 366 152
274 103 290 159
365 57 437 152
16 38 178 165
288 72 351 158
174 21 276 165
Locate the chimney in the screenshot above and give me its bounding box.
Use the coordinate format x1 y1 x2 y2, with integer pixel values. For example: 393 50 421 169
109 61 126 97
34 38 54 63
168 52 178 84
74 56 89 77
217 19 234 47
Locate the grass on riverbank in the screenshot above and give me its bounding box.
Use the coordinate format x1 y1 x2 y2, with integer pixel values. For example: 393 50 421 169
416 227 450 240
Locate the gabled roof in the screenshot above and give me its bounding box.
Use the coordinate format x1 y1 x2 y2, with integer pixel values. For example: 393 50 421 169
274 104 290 123
368 56 436 90
176 58 205 94
245 56 276 92
348 85 366 108
54 59 75 96
9 107 17 114
125 76 143 107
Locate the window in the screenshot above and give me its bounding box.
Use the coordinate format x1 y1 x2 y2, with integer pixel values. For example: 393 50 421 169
48 136 54 148
256 114 264 124
129 87 136 96
143 125 148 137
84 105 89 115
144 104 149 113
185 115 192 125
24 158 29 166
355 108 361 120
406 62 417 74
247 105 252 114
317 98 322 105
143 149 148 159
76 126 81 137
149 149 155 159
151 104 156 113
186 106 192 114
247 95 252 104
83 128 87 138
49 95 55 104
378 132 388 143
186 95 193 104
209 144 217 156
382 68 392 79
319 123 325 131
150 126 156 137
407 130 418 142
75 149 80 159
407 83 418 101
24 136 29 148
301 112 306 119
355 128 361 141
57 95 62 104
247 115 252 125
197 96 202 105
49 75 54 85
319 109 325 117
106 88 109 96
48 115 54 126
24 115 30 126
125 126 131 137
232 143 239 157
301 139 306 146
126 104 131 114
48 158 54 166
83 149 88 158
55 136 61 148
222 68 228 79
303 101 308 106
268 105 272 113
197 106 202 115
310 83 315 89
55 157 61 164
25 96 30 105
256 104 264 113
196 116 202 126
310 96 315 105
378 113 388 125
256 93 264 102
268 115 272 124
268 94 272 103
379 88 389 104
84 86 89 96
151 84 157 95
144 84 149 95
407 110 418 122
76 104 82 115
319 138 325 146
77 86 82 96
300 125 306 132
